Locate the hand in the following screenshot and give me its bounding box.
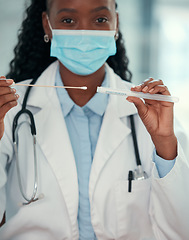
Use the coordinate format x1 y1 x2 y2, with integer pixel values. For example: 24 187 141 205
0 76 19 140
127 78 177 160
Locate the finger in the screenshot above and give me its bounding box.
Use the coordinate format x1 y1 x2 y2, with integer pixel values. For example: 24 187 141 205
0 93 19 108
141 80 165 93
0 77 14 87
132 78 164 93
131 78 154 92
142 77 156 84
0 87 16 96
127 96 148 119
0 100 18 120
148 85 171 95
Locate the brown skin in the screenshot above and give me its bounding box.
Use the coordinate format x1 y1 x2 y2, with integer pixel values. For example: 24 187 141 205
0 76 19 140
128 78 177 160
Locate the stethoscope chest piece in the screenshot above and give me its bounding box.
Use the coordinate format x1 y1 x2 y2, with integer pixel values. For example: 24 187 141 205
133 165 148 180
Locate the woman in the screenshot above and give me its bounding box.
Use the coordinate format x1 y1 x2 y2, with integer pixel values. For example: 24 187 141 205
0 0 189 239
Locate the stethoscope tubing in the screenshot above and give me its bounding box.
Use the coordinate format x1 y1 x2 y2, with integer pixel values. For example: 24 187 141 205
12 77 39 205
13 121 38 205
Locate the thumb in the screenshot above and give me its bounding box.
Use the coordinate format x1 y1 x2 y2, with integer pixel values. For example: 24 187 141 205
127 96 148 119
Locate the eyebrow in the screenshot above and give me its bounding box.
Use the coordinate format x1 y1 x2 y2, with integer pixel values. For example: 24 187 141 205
57 6 111 15
57 8 77 15
90 6 111 13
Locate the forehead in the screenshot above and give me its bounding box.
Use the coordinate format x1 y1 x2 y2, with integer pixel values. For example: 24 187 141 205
47 0 116 12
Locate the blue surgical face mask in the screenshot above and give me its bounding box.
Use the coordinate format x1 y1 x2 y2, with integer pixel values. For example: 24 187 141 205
48 20 117 76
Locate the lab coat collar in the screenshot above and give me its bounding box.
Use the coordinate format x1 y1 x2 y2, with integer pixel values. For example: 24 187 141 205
25 61 59 109
55 68 75 117
89 65 138 203
106 63 137 117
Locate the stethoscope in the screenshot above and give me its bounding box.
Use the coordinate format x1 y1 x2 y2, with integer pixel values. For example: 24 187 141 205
12 78 148 205
12 77 44 206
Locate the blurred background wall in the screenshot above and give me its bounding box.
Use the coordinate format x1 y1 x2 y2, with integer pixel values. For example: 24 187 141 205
0 0 188 133
117 0 189 134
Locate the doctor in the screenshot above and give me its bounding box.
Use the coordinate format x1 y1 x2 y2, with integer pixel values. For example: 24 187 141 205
0 0 189 239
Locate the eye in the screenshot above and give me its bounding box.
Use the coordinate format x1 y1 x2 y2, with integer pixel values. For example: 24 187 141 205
96 17 108 23
62 18 74 24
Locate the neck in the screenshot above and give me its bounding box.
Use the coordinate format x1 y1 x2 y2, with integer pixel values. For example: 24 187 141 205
59 62 106 107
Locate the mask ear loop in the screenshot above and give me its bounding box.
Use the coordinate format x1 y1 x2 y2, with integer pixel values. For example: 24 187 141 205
44 15 53 43
114 10 119 40
46 15 53 32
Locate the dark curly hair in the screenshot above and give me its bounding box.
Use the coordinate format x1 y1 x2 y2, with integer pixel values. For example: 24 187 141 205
7 0 132 83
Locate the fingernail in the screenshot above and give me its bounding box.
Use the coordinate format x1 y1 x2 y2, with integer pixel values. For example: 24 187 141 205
11 88 16 93
143 86 148 92
6 79 13 84
15 94 19 99
127 98 133 103
149 88 154 93
135 85 141 89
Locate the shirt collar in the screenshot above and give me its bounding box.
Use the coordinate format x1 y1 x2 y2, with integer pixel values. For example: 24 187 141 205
55 68 109 117
83 76 108 116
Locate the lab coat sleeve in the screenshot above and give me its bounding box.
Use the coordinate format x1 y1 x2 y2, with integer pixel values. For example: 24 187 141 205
0 113 14 223
150 140 189 240
0 141 7 223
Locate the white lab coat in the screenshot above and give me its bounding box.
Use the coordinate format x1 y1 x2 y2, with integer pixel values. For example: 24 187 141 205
0 61 189 240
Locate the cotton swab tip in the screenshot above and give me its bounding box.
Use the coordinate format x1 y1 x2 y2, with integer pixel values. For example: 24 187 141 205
81 86 87 90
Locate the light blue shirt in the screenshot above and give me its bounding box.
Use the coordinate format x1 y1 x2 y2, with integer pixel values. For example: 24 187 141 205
55 69 175 239
153 151 176 178
56 70 108 240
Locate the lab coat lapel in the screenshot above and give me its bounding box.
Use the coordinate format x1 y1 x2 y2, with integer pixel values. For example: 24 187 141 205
89 66 137 199
26 61 79 227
